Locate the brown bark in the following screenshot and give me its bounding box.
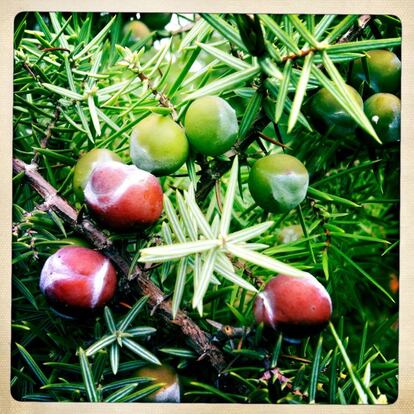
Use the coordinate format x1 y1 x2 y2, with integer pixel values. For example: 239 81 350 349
137 72 178 121
13 158 227 373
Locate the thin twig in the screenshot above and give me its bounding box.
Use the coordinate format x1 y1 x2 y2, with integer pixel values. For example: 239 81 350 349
170 14 201 35
281 15 372 62
281 47 318 62
257 132 290 149
337 15 371 44
137 72 178 120
21 57 62 165
195 115 268 203
215 180 223 214
31 105 62 165
41 47 71 53
13 157 227 373
23 62 37 79
170 22 196 36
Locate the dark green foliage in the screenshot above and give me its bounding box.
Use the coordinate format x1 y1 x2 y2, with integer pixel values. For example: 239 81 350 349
12 12 399 404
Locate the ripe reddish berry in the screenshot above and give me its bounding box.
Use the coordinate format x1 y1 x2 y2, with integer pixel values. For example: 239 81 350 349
254 274 332 339
84 161 163 231
40 246 117 311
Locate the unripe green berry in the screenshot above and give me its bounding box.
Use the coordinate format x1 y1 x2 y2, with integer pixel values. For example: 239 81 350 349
309 85 363 138
350 50 401 94
248 154 309 213
363 93 400 144
185 96 239 156
130 114 189 176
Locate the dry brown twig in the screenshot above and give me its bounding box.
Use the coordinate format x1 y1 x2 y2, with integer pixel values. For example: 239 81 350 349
137 71 179 120
13 158 227 373
338 15 371 43
31 105 62 165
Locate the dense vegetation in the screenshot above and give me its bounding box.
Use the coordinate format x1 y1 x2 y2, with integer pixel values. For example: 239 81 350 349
12 12 400 404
